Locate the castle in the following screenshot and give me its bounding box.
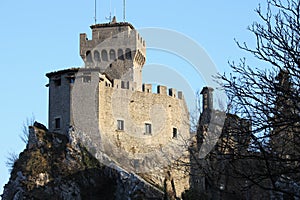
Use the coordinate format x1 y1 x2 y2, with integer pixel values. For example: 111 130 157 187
45 18 191 195
44 18 260 198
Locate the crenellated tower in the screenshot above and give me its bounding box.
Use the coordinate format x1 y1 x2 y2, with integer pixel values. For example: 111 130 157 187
79 17 146 91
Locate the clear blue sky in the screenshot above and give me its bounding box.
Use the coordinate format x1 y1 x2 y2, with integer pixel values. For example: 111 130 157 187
0 0 265 193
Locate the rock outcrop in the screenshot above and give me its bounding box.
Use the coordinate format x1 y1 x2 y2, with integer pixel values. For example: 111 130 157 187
2 125 164 200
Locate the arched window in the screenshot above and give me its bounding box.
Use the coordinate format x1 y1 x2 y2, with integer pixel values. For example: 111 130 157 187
125 48 132 60
118 49 124 60
86 51 92 63
94 50 100 62
101 50 108 61
109 49 116 60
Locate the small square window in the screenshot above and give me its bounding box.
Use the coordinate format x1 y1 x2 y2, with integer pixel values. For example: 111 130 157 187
83 76 91 83
121 81 129 89
117 120 124 131
55 118 61 129
145 123 152 134
173 128 177 138
69 77 75 84
54 78 61 86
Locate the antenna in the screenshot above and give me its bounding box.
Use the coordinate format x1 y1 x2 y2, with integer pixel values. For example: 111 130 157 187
110 0 112 20
123 0 126 22
94 0 97 24
105 0 112 22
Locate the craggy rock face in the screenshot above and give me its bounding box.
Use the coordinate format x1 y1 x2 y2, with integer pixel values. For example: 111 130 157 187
1 126 164 200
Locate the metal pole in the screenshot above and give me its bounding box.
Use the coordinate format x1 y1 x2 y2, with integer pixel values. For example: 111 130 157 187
94 0 97 24
123 0 126 22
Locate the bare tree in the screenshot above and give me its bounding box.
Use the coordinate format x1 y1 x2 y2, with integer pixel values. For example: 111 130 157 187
5 152 19 172
19 114 35 144
214 0 300 198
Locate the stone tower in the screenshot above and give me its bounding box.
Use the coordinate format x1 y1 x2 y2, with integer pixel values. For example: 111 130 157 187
46 19 147 133
79 17 146 91
46 68 79 134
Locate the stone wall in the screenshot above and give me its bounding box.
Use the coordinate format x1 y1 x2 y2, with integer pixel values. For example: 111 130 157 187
98 77 190 196
46 66 191 197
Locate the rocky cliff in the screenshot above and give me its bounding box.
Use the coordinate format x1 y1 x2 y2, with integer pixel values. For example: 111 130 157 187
1 123 165 200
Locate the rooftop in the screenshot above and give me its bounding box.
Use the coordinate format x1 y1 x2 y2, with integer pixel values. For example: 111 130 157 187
46 68 80 78
90 20 135 30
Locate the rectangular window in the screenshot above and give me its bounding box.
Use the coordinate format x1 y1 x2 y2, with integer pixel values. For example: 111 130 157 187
121 81 129 89
83 75 91 83
83 73 91 83
117 120 124 131
69 77 75 84
121 81 125 89
55 118 61 129
173 128 178 138
54 78 61 86
145 123 152 134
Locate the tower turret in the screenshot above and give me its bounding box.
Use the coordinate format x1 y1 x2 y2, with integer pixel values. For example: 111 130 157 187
79 18 146 91
200 87 214 111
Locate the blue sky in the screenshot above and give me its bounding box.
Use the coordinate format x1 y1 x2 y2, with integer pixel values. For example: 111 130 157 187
0 0 265 193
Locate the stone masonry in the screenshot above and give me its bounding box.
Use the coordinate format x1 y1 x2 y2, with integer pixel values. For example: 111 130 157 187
46 18 191 197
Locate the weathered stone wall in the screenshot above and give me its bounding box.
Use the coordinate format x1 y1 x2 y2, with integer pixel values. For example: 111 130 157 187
98 79 189 153
98 78 190 196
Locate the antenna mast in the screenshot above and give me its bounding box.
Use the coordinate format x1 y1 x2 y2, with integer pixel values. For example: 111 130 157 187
105 0 112 22
123 0 126 22
94 0 97 24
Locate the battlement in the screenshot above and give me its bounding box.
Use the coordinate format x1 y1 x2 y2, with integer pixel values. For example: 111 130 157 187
88 22 146 48
112 79 136 91
80 20 146 64
46 69 185 102
88 20 146 48
79 29 145 50
150 85 184 100
101 79 185 101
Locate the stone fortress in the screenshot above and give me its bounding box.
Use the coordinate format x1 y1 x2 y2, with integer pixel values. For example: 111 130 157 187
46 17 191 195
